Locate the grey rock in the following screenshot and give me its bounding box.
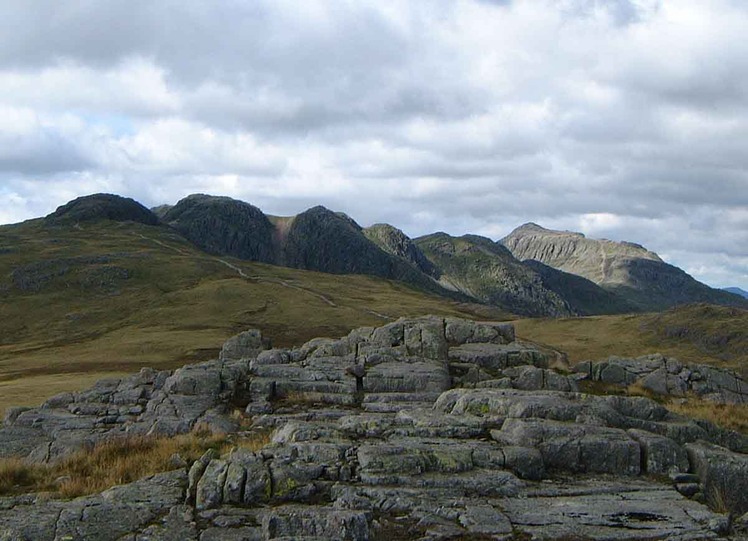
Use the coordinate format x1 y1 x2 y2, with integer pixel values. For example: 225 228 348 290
686 440 748 515
262 506 370 541
219 329 269 361
628 429 690 475
495 418 640 475
196 459 229 510
188 449 219 504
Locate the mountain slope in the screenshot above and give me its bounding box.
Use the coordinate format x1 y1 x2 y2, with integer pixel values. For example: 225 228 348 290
523 259 635 315
501 223 748 311
415 232 572 317
164 197 462 301
725 287 748 299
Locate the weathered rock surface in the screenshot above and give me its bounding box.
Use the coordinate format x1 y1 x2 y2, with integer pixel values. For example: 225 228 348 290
1 316 746 539
576 354 748 404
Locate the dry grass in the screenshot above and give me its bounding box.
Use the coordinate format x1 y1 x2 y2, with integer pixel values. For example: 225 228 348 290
0 425 273 498
0 458 43 493
667 400 748 434
513 312 740 369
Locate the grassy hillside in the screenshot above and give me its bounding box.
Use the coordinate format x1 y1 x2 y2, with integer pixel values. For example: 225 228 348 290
0 219 505 415
514 304 748 372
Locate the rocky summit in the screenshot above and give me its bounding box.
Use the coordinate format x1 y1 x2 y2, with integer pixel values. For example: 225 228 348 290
2 317 748 540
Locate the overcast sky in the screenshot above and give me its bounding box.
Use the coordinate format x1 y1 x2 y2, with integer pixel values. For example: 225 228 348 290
1 0 746 289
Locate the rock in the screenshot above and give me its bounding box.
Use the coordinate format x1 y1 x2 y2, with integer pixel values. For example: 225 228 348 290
458 504 513 536
262 506 370 540
686 440 748 515
495 418 641 475
505 366 579 392
502 477 723 540
628 429 689 475
363 361 450 393
187 449 218 504
196 459 229 510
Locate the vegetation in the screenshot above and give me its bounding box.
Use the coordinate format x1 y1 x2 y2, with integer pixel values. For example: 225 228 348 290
513 305 748 371
0 425 271 498
0 219 504 416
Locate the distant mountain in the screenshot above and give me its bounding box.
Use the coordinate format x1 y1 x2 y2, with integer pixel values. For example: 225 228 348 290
45 194 159 226
414 232 572 317
281 206 436 286
523 260 635 315
724 287 748 299
501 223 748 311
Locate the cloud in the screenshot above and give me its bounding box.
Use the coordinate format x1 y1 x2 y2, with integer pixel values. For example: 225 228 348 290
0 0 746 288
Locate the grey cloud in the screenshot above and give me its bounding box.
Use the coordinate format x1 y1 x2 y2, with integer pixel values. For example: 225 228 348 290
0 0 747 288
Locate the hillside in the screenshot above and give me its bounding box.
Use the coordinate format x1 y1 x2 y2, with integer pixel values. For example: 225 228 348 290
513 304 748 372
523 259 635 315
415 232 572 317
501 223 748 312
0 217 503 415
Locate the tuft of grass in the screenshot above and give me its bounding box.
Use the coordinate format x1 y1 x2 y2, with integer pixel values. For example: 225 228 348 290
55 430 228 498
0 427 255 498
0 458 44 495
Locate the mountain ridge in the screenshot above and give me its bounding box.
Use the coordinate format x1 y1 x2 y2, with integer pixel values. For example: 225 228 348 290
17 192 748 316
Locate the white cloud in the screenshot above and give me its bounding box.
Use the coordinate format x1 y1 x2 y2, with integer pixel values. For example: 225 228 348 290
0 0 746 288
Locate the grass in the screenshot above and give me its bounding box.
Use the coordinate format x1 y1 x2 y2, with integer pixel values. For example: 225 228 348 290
667 400 748 434
0 219 504 417
0 425 272 498
513 307 747 371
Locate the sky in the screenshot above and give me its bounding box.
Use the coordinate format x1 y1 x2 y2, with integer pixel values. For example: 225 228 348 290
0 0 746 289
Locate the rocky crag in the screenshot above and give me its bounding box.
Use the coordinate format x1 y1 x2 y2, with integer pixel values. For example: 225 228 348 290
2 317 748 540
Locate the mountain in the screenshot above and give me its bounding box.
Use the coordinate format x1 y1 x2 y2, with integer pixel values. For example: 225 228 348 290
523 259 635 315
501 223 748 312
161 194 276 263
44 193 160 226
414 232 572 317
725 287 748 299
162 197 456 299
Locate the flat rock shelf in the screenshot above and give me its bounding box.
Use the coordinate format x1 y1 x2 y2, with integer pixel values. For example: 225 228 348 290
1 316 747 540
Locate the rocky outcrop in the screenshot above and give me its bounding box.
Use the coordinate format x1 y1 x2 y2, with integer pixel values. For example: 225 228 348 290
575 354 748 404
162 194 277 263
363 223 439 278
1 316 747 539
501 223 748 312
